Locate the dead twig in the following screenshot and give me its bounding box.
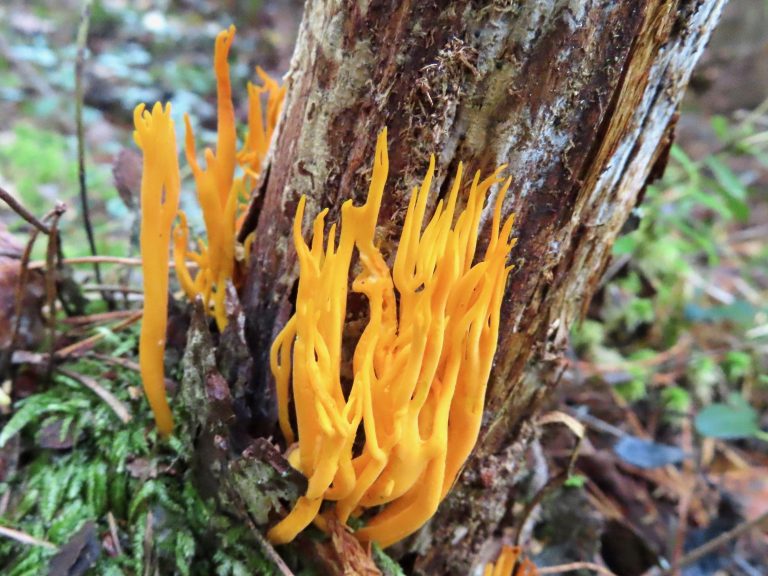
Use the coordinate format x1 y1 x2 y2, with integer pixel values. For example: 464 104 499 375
0 185 51 235
57 367 132 423
75 0 105 295
224 482 295 575
29 256 196 271
571 336 691 375
658 509 768 575
0 225 42 378
45 203 67 378
669 418 695 575
61 310 140 326
538 561 618 576
514 411 585 546
143 511 155 576
106 512 124 556
81 284 143 295
89 353 176 395
54 310 142 358
90 353 142 373
29 256 143 269
0 524 57 550
0 203 65 377
250 525 296 576
9 312 143 367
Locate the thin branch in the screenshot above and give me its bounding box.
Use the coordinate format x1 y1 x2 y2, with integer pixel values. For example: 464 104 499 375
515 413 584 546
0 524 57 550
61 310 140 326
0 185 51 234
57 368 132 423
107 512 124 556
225 484 296 576
0 202 63 376
81 284 143 295
29 256 142 269
670 418 695 575
89 352 176 394
91 353 142 373
54 310 142 358
45 203 67 378
538 562 618 576
29 256 196 270
660 509 768 575
0 227 41 378
75 0 102 286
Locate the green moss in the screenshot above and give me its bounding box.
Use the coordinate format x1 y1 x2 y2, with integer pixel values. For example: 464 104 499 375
0 351 271 575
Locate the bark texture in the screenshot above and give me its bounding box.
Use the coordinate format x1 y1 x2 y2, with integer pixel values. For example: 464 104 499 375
239 0 726 572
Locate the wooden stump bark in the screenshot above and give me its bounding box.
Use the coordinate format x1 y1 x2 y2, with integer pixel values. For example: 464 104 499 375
238 0 726 572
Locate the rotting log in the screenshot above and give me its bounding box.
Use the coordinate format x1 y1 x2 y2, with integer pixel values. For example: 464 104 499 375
238 0 726 572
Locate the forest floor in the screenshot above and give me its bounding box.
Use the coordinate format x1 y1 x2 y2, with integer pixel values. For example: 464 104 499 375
0 1 767 575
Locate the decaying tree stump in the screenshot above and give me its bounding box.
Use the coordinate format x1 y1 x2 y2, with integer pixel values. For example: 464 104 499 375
238 1 726 572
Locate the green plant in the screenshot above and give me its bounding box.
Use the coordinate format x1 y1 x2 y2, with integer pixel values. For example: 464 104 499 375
0 123 129 259
572 107 767 436
694 393 768 442
0 354 273 575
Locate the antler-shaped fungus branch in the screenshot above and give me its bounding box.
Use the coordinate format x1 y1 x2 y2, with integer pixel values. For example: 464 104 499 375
483 546 539 576
135 26 284 434
134 102 181 436
268 128 516 548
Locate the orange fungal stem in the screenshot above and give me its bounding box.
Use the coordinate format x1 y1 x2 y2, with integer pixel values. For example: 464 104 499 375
268 128 517 548
134 102 180 436
135 26 284 434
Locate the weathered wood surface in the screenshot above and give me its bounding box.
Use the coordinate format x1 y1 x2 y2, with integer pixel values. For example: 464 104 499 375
238 0 725 572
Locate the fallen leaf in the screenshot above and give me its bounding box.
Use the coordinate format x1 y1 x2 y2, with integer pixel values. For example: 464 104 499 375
614 435 688 469
48 521 100 576
0 229 46 351
718 467 768 521
112 148 142 209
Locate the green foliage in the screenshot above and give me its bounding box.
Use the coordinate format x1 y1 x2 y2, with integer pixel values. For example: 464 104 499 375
372 543 408 576
686 354 722 404
0 124 75 211
615 377 647 403
563 474 587 489
573 110 767 436
722 350 753 382
0 358 272 575
0 123 129 259
571 319 605 353
694 393 767 441
661 386 691 417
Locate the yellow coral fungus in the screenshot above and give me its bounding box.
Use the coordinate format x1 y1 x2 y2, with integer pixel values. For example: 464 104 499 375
177 24 285 330
134 102 181 436
135 25 284 433
268 128 516 547
483 546 539 576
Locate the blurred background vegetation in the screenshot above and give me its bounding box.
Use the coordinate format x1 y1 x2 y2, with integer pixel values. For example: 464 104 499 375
0 1 766 575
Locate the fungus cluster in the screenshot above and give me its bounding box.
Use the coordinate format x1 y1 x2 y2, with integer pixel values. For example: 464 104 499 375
135 25 283 434
484 546 538 576
172 25 284 331
134 23 518 553
268 129 516 547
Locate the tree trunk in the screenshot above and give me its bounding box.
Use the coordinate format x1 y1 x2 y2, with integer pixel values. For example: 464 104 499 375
238 0 726 572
